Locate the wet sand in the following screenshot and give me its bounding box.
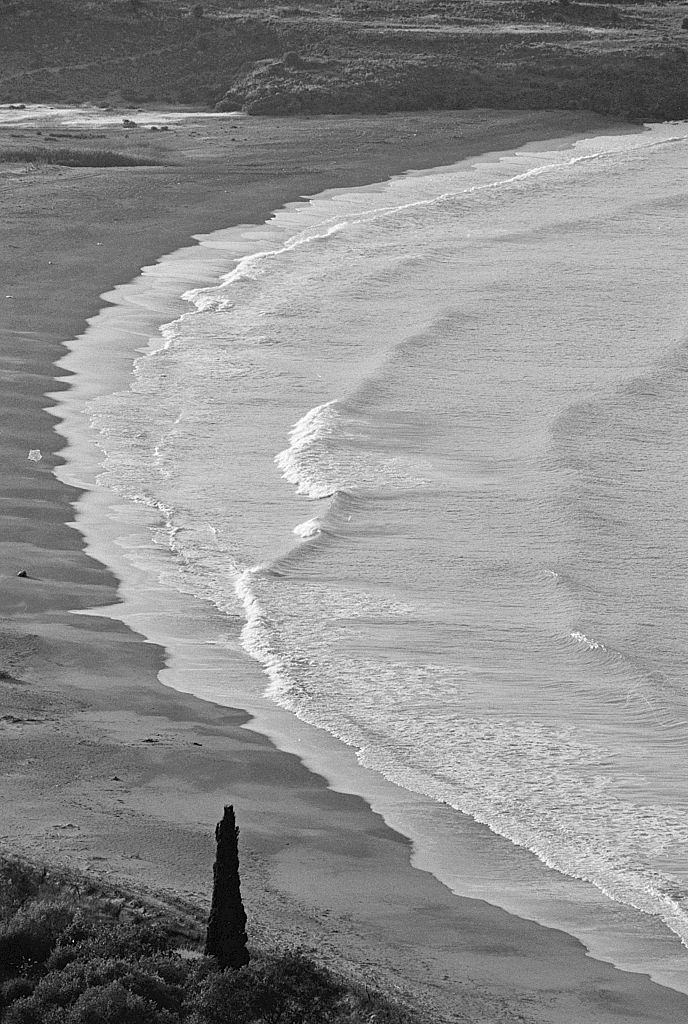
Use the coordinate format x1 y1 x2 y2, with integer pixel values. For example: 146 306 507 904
1 107 687 1023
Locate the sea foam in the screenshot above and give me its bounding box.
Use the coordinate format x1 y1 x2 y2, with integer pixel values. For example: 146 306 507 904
69 120 688 987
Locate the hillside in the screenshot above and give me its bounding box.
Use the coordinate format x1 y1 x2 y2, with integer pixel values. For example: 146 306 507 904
1 0 688 117
0 856 423 1024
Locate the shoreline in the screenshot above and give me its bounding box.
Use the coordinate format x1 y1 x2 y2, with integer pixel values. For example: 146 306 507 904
2 107 688 1023
52 138 688 996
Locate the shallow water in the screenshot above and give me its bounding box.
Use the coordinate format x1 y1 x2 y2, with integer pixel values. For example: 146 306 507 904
0 102 241 127
59 121 688 988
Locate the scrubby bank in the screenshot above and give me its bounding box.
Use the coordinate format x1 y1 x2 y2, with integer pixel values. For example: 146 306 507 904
216 48 688 118
0 857 421 1024
1 0 688 121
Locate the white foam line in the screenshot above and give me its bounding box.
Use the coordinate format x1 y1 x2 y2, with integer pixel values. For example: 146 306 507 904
180 125 688 319
233 566 688 958
274 400 338 499
44 117 688 995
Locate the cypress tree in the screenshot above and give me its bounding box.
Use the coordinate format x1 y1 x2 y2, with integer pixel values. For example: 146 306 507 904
205 805 249 969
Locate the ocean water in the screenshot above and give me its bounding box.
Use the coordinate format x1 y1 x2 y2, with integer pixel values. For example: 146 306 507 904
0 102 241 127
59 121 688 987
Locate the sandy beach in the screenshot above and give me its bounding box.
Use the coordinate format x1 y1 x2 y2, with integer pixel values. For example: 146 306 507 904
2 107 688 1023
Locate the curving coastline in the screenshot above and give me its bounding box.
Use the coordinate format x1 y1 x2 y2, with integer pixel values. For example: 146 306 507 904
2 107 688 1023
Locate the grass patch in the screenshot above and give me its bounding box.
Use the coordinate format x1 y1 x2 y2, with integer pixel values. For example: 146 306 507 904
0 147 160 166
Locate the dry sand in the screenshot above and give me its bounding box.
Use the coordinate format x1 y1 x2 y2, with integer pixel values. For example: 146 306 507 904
1 107 687 1023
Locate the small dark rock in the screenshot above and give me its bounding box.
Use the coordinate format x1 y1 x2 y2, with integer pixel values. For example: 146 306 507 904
16 569 28 578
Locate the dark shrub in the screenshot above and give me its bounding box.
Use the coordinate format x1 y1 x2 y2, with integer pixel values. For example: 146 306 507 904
64 981 175 1024
48 913 171 970
187 952 346 1024
4 996 66 1024
106 959 186 1015
0 901 76 972
1 976 36 1006
0 860 44 917
23 959 130 1009
3 957 186 1022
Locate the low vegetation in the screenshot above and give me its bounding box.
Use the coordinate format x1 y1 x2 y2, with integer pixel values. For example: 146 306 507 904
0 856 420 1024
0 0 687 117
0 147 160 165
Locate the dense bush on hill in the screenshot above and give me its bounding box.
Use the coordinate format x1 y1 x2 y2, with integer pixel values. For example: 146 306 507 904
0 0 687 119
0 857 420 1024
215 48 688 118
